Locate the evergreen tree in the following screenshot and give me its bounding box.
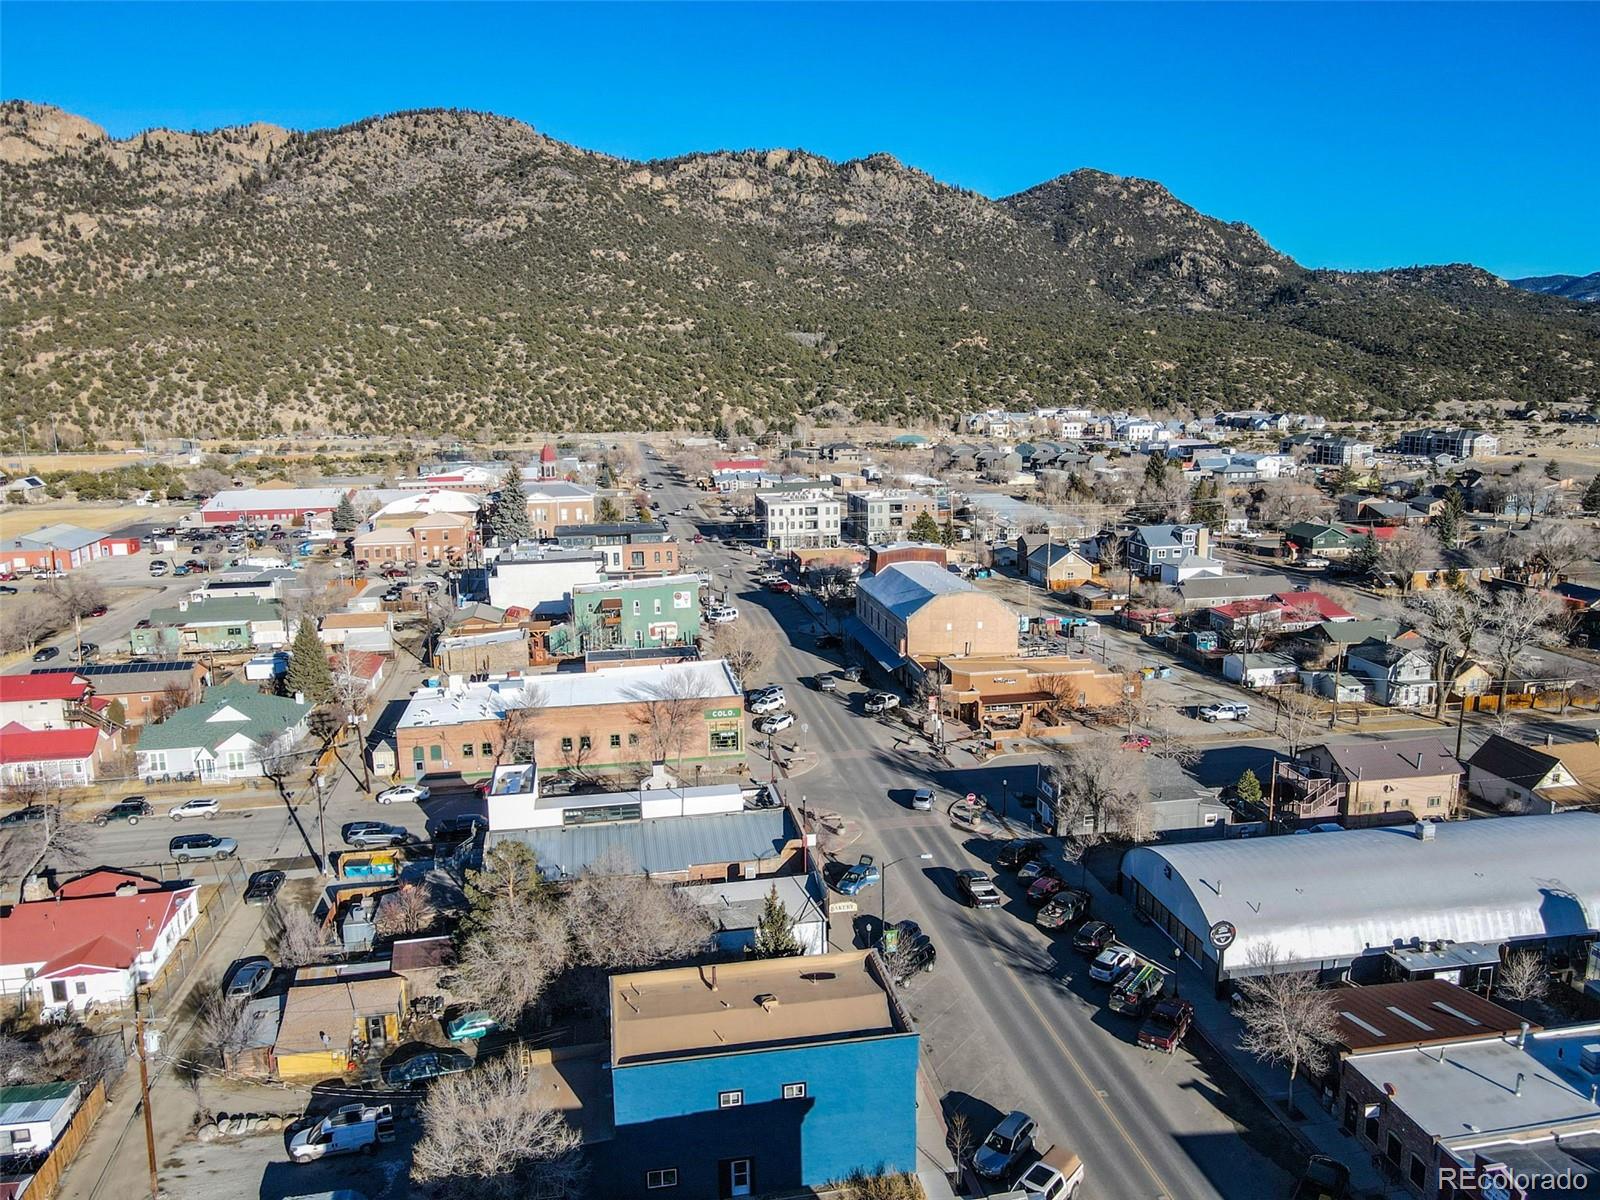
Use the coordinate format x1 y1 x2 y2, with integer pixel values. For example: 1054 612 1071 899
1234 768 1262 807
283 619 333 703
486 465 532 544
1433 487 1465 549
753 885 802 958
940 513 957 546
1190 478 1225 530
332 493 358 532
909 510 942 544
1143 451 1170 487
1543 458 1561 481
1583 476 1600 515
597 497 622 523
1348 533 1381 576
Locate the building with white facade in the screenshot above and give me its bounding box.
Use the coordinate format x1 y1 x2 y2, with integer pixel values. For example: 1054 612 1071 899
756 488 842 550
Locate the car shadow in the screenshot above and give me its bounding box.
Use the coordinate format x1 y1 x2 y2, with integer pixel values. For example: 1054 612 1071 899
921 864 967 906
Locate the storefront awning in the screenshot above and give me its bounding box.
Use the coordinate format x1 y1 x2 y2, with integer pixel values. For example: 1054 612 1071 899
844 617 906 672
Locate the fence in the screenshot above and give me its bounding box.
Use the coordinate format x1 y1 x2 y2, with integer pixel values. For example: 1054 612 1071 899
138 874 245 1020
18 1078 107 1200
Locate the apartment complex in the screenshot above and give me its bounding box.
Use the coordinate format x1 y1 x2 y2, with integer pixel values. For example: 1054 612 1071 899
844 490 937 545
1397 428 1500 459
551 523 680 576
756 488 842 550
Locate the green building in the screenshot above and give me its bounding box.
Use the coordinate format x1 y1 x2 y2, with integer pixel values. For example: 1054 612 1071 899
548 574 702 655
129 597 289 656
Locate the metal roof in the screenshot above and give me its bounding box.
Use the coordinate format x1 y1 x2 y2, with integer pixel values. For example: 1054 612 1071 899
488 808 793 881
857 561 975 620
1330 980 1524 1053
1122 812 1600 972
0 1081 80 1126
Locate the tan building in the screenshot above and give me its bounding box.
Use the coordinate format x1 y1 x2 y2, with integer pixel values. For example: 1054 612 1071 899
353 511 476 565
352 525 413 563
524 482 596 539
436 629 529 675
1277 737 1463 825
854 562 1018 680
937 655 1134 734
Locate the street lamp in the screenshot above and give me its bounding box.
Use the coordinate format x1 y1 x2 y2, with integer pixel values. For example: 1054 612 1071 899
880 853 934 948
801 722 810 754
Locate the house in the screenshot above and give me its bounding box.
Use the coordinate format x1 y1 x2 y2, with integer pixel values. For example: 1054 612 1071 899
1301 670 1370 704
0 1081 86 1161
756 488 842 551
0 724 118 787
1466 733 1600 812
0 870 200 1012
1221 652 1301 689
1174 572 1294 610
317 610 395 654
522 481 597 539
198 487 349 528
0 673 95 729
135 683 311 782
129 597 288 656
1022 542 1094 590
435 629 529 675
0 474 46 501
1 523 142 573
681 875 829 957
1347 639 1436 708
601 950 918 1198
395 659 744 783
446 601 518 635
1300 618 1407 661
1283 522 1356 560
1272 590 1356 630
551 523 681 577
1340 1020 1600 1200
852 562 1019 682
31 661 207 727
711 458 769 491
936 654 1133 734
1207 599 1285 640
272 970 408 1082
844 490 937 546
328 650 386 703
1126 524 1210 577
1277 737 1463 823
553 575 702 655
1157 554 1226 585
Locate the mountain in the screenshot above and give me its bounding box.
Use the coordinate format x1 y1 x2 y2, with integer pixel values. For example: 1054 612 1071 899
1510 272 1600 304
1 101 1596 444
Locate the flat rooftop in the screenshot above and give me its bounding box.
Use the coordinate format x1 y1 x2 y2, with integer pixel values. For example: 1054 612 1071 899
1331 980 1526 1053
610 950 903 1066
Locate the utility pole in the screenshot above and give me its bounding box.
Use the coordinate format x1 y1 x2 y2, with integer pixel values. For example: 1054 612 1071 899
133 938 159 1200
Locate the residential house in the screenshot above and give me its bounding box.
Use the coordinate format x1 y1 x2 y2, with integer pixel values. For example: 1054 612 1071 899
446 601 517 635
0 673 95 729
135 683 311 782
1157 554 1227 585
1207 599 1285 641
1347 639 1436 708
0 869 200 1012
1173 572 1294 611
129 597 288 656
1283 522 1356 560
1275 737 1463 824
554 575 702 654
600 950 918 1198
682 875 829 957
820 441 866 465
317 611 395 654
0 724 119 787
31 661 207 726
852 562 1019 683
1221 652 1301 689
1021 542 1095 590
2 523 142 573
1126 524 1211 577
711 458 770 492
844 490 937 546
0 474 46 502
1466 733 1600 812
272 970 409 1082
0 1081 84 1160
395 659 744 783
756 488 842 551
552 523 680 577
523 481 597 539
198 487 348 528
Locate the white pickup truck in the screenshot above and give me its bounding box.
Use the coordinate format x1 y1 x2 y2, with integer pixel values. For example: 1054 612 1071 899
993 1146 1085 1199
288 1104 395 1163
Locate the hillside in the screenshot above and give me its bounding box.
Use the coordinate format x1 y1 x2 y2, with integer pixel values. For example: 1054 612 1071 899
1511 272 1600 304
1 101 1596 444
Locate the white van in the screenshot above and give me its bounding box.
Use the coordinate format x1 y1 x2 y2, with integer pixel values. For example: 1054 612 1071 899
288 1104 395 1163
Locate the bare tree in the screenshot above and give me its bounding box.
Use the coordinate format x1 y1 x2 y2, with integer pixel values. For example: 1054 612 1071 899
272 900 337 967
0 799 93 902
451 901 570 1025
48 575 108 623
411 1056 586 1200
376 882 439 938
1146 704 1201 768
148 680 194 723
708 621 777 689
187 466 230 498
563 851 711 976
1234 942 1338 1115
1377 527 1430 592
1481 589 1562 713
1525 523 1600 586
627 675 712 775
1275 690 1323 758
1047 736 1154 878
283 561 342 627
0 603 56 654
1258 480 1329 528
1403 586 1490 718
192 987 258 1066
1494 949 1549 1017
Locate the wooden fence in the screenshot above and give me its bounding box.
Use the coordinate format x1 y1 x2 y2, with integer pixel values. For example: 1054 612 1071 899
20 1078 107 1200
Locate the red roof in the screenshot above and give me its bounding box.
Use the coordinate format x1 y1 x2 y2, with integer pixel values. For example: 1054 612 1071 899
0 885 196 970
712 458 766 471
39 935 138 977
1 674 89 703
1210 599 1282 621
0 722 100 764
540 442 556 462
329 649 386 682
56 868 166 900
1272 591 1356 621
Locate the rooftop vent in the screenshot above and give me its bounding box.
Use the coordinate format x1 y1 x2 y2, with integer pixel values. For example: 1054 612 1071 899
756 993 780 1012
115 882 139 897
1414 821 1436 842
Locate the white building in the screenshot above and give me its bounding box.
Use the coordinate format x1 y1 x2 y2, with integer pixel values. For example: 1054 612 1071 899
0 1081 83 1156
756 488 842 550
683 874 830 957
486 549 605 616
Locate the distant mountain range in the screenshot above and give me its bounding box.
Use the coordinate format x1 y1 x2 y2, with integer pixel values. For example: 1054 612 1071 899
1510 272 1600 304
1 100 1596 443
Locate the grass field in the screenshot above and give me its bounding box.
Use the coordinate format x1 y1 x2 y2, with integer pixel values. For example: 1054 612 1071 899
0 502 194 539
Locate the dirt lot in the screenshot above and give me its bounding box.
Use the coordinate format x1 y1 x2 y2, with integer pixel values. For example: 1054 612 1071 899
0 502 194 538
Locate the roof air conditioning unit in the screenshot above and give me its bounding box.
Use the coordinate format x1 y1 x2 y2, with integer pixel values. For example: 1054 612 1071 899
741 863 757 881
1580 1043 1600 1076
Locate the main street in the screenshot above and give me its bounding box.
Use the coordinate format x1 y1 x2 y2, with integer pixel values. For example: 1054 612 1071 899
646 449 1298 1199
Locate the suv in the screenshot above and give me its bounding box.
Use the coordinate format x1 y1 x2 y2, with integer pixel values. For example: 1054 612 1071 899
170 833 237 862
815 673 838 692
748 692 786 716
343 821 412 850
1072 920 1117 955
149 560 169 576
974 1109 1037 1181
169 797 220 821
1198 701 1250 722
996 839 1042 870
754 712 795 735
863 691 900 715
95 797 153 826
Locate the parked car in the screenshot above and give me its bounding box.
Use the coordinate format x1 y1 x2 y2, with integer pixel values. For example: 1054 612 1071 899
974 1109 1038 1181
1198 701 1251 722
815 673 838 692
910 788 935 812
1012 1146 1086 1200
956 869 1004 908
445 1010 503 1041
0 585 16 595
767 579 793 593
840 665 865 682
169 797 220 821
1109 961 1168 1017
1301 556 1330 569
0 805 48 828
754 712 796 735
835 855 880 895
375 783 430 805
1016 855 1054 883
996 839 1042 870
1089 944 1139 983
1027 872 1067 906
244 869 286 906
95 797 153 826
74 642 99 660
288 1104 395 1163
748 684 785 704
748 693 786 716
148 560 169 576
1121 734 1153 752
705 606 740 624
1137 997 1194 1053
430 813 486 845
382 1047 472 1088
863 691 900 715
1035 888 1092 932
170 833 237 862
224 956 274 999
87 604 109 617
343 821 412 849
1072 920 1117 955
31 646 59 662
888 932 937 985
1290 1155 1352 1200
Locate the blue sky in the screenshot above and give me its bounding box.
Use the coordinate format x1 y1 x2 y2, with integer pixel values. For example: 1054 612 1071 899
2 2 1595 278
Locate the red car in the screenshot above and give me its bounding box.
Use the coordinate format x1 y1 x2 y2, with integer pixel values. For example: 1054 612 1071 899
382 567 408 580
1122 735 1153 752
692 534 704 543
1026 873 1066 906
768 579 793 593
1137 998 1194 1053
87 604 109 617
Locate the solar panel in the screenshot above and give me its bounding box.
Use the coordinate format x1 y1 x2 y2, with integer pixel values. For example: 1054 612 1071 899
32 660 194 677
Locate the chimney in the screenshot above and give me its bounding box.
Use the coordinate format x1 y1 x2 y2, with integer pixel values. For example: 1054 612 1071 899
1515 1072 1525 1096
1546 733 1555 746
1518 1021 1530 1049
294 692 305 705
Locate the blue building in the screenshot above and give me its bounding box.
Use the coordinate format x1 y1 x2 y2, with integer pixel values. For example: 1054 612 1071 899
602 949 919 1197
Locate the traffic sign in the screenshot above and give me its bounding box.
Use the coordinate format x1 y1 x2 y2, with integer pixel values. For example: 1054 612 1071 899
1209 920 1237 950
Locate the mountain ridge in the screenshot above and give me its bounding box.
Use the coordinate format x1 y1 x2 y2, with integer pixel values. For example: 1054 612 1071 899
1 100 1595 443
